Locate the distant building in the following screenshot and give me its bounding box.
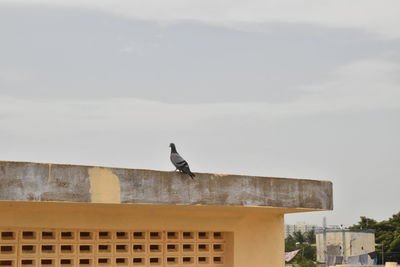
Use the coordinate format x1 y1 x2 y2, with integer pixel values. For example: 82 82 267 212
285 222 322 238
316 229 375 265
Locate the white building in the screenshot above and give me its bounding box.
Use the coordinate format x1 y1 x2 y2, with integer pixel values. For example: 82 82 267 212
316 229 375 265
285 222 322 238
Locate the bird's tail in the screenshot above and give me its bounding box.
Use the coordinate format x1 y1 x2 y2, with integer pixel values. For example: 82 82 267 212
189 172 196 179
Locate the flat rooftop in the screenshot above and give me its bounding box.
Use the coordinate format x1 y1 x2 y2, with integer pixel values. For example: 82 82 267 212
0 161 333 211
316 229 375 234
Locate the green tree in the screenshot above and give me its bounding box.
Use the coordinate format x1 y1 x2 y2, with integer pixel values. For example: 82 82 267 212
305 229 316 244
285 234 297 252
351 212 400 264
293 230 306 244
349 216 377 230
296 258 316 267
302 245 316 261
285 235 316 265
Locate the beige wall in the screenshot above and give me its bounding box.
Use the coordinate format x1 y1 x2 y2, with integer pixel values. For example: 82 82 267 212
347 232 375 258
0 201 285 267
316 231 375 264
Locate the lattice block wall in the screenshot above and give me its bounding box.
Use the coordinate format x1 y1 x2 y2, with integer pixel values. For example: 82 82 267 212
0 229 229 267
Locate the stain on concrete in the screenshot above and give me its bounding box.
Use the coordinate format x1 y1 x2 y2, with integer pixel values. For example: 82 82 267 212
45 164 91 202
89 167 121 203
327 245 342 255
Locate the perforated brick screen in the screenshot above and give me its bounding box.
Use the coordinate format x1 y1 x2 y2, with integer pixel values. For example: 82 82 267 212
0 229 228 267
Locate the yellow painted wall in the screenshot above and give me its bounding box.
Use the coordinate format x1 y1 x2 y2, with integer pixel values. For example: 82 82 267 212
89 167 121 203
0 201 285 267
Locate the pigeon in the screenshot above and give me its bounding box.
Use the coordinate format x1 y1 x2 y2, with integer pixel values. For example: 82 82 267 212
169 143 195 179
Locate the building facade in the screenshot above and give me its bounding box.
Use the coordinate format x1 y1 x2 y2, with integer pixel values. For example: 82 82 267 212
316 229 375 265
284 222 322 238
0 161 333 267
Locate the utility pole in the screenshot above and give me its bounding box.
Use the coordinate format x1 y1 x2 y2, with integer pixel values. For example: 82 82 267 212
323 217 327 266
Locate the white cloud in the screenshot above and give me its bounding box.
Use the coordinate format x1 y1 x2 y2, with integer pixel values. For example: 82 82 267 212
0 68 36 86
293 60 400 114
1 59 399 135
2 0 400 39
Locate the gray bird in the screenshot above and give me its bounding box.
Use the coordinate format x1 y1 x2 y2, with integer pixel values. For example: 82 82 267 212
169 143 195 179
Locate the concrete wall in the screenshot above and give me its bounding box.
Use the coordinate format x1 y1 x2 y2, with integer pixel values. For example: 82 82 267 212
316 230 375 264
0 201 285 267
0 161 333 210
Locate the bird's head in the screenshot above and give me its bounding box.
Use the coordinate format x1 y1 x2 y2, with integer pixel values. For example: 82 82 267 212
169 143 177 152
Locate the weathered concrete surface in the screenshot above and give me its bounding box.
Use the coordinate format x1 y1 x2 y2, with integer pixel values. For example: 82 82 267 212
0 160 333 210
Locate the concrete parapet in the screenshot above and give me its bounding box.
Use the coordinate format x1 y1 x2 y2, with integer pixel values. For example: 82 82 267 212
0 160 333 210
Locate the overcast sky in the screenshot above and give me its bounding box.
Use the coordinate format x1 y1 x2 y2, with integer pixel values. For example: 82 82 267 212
1 0 399 226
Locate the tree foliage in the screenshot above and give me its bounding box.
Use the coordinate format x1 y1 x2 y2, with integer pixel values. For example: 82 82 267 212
350 212 400 263
285 234 297 252
349 216 377 230
296 258 316 267
305 229 316 244
285 230 317 265
293 230 306 244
